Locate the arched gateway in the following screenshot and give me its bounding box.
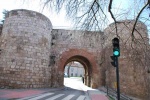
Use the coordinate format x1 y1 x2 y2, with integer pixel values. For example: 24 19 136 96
0 9 149 99
58 49 100 88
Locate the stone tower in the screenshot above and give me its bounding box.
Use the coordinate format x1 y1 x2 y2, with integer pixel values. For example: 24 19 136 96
0 9 52 88
104 20 150 99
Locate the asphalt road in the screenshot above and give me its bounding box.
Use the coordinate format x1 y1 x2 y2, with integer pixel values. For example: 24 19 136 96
17 77 92 100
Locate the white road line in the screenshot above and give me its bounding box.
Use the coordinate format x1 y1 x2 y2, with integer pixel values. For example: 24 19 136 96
76 95 85 100
28 93 54 100
17 94 43 100
61 94 75 100
45 94 64 100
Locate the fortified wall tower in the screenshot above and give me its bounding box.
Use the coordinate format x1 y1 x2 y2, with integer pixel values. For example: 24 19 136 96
103 21 150 99
0 9 52 88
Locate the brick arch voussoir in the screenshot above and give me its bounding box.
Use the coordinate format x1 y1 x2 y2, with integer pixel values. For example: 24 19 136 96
58 49 98 74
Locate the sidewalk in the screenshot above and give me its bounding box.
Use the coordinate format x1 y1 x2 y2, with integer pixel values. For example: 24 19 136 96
0 88 64 100
87 90 109 100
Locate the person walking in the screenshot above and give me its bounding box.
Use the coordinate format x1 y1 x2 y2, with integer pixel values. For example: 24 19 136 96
82 76 84 83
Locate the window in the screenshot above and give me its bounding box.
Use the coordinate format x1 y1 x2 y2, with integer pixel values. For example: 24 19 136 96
71 68 74 72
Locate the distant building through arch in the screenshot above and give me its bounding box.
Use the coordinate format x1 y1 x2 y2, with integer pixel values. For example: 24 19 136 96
64 61 84 77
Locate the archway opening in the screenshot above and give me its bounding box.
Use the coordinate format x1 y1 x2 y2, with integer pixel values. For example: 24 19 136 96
58 49 100 88
64 61 85 78
63 55 92 88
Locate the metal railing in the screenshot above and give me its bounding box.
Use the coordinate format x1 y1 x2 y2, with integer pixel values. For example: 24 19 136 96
99 87 132 100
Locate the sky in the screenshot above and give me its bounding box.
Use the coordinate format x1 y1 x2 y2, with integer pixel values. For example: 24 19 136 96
0 0 149 34
0 0 72 29
0 0 130 29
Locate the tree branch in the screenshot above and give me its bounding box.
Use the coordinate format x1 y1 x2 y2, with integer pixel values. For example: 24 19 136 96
131 1 149 40
108 0 118 37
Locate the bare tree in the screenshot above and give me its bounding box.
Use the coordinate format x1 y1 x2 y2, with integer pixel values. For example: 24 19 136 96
39 0 150 34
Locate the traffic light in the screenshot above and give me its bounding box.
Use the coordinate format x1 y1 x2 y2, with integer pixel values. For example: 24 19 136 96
110 56 116 67
111 38 121 100
112 38 120 57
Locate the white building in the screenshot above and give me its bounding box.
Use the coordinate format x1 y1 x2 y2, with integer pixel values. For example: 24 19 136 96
64 62 84 77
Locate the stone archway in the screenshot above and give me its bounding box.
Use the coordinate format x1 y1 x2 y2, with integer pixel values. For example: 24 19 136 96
58 49 100 88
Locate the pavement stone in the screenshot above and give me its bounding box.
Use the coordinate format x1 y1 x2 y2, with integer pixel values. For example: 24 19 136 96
87 90 109 100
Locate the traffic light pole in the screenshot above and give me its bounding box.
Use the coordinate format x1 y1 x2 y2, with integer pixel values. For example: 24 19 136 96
115 56 120 100
112 37 120 100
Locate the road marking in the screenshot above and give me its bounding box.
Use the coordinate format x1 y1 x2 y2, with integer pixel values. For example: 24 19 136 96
76 95 85 100
28 93 54 100
17 94 43 100
46 94 64 100
62 94 74 100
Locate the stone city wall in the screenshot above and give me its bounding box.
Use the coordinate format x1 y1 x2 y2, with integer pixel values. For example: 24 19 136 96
51 29 104 59
50 29 104 87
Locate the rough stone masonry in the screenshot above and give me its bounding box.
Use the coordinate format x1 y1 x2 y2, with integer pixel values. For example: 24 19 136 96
0 9 149 99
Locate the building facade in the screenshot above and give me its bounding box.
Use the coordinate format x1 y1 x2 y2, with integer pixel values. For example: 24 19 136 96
64 62 84 77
